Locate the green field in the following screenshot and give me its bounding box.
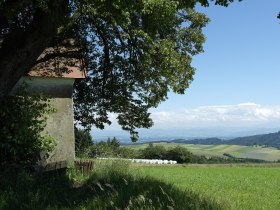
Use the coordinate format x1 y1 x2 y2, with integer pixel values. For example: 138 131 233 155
126 143 280 161
133 164 280 210
1 161 280 209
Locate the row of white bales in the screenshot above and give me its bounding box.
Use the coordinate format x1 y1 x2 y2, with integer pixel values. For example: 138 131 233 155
98 157 177 164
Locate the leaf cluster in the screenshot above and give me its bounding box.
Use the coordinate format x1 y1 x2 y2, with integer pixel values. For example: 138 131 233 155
140 144 192 163
75 126 94 157
73 0 211 141
0 86 56 170
88 138 139 158
0 0 242 142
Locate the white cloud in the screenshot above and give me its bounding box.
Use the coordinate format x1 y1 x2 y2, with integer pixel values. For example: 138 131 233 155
94 103 280 131
151 103 280 129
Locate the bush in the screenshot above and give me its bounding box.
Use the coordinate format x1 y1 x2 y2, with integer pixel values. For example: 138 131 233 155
165 146 192 163
89 141 116 158
139 144 192 163
0 86 56 170
74 127 93 157
115 147 140 158
190 155 208 164
109 137 120 148
88 138 138 158
140 143 167 159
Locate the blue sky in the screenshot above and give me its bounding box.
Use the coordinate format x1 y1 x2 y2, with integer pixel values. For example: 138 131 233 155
159 0 280 109
93 1 280 139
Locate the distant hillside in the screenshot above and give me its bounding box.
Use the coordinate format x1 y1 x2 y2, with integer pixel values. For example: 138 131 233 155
173 131 280 149
174 138 224 145
227 132 280 148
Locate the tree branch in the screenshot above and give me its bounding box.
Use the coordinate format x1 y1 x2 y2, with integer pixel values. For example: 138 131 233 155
57 12 82 35
34 50 83 65
0 0 69 97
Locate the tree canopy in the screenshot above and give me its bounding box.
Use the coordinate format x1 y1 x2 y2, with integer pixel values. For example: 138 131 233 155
0 0 242 140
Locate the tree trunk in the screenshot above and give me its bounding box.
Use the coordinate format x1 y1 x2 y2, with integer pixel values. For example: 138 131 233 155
0 1 68 97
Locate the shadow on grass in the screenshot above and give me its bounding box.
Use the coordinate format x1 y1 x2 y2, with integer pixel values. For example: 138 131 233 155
0 169 226 210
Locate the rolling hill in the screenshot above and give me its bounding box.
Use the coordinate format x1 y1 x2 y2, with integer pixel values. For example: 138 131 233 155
173 131 280 149
126 143 280 161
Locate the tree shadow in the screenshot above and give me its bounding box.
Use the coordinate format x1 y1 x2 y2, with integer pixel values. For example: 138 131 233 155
0 170 226 210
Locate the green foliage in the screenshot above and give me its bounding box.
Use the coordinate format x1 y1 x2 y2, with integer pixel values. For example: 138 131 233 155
89 141 116 158
87 141 244 163
73 2 210 141
74 126 93 157
1 0 247 141
140 143 167 159
109 137 120 148
166 146 192 163
0 0 242 141
116 146 140 158
128 142 280 162
0 87 56 170
140 144 192 163
88 138 139 158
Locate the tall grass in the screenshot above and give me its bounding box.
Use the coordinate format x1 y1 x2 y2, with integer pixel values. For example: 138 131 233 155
0 160 225 210
134 164 280 210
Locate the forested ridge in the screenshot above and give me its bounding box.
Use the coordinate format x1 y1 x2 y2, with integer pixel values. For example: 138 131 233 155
172 131 280 149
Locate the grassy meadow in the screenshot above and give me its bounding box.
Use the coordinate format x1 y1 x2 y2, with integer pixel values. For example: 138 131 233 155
133 164 280 210
0 160 224 210
126 143 280 161
1 160 280 210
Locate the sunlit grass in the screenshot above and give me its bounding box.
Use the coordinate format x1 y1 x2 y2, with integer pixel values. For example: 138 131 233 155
133 164 280 210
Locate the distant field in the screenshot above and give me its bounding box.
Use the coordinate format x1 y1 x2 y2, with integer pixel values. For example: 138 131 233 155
133 164 280 210
125 143 280 161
